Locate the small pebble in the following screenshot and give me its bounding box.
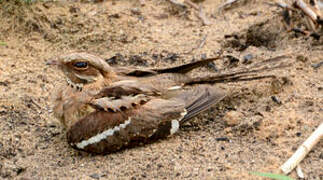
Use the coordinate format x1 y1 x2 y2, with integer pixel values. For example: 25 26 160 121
296 55 308 62
309 32 320 40
89 173 101 180
131 8 141 15
105 53 125 65
242 54 253 64
311 61 323 69
271 96 282 105
271 78 283 94
207 62 218 72
226 55 239 68
223 111 243 126
319 152 323 159
215 137 230 142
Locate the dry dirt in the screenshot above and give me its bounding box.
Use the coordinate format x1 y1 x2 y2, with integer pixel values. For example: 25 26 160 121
0 0 322 179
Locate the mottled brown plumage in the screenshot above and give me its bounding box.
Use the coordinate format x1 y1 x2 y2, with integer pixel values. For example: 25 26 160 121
47 52 288 154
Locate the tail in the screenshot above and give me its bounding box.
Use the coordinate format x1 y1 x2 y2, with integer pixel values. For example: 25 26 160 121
115 56 222 77
186 55 291 85
153 56 222 74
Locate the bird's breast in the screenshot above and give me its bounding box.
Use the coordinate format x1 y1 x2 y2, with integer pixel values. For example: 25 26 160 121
53 87 96 129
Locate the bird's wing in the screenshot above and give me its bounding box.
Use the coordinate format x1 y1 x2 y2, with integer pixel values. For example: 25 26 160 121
89 94 150 112
94 79 161 99
171 85 226 124
67 98 186 154
93 81 225 123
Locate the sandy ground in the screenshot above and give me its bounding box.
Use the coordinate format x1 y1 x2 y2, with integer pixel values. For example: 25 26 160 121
0 0 322 179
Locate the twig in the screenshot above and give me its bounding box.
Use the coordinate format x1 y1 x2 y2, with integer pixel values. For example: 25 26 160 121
184 0 199 10
168 0 211 25
318 0 323 9
197 34 207 49
184 0 212 25
168 0 187 9
30 98 42 110
280 122 323 174
218 0 240 12
197 6 212 25
185 34 208 54
290 28 309 35
296 165 305 179
263 1 296 11
308 0 322 17
294 0 319 24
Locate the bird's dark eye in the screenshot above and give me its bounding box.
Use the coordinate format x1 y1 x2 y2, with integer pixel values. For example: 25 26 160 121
73 62 88 69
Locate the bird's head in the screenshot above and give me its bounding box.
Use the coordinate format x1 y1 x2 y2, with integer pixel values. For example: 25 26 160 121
47 53 115 90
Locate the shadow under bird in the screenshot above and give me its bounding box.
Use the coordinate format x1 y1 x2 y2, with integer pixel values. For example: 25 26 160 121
46 52 289 154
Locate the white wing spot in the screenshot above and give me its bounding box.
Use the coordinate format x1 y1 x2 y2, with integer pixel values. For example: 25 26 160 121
76 117 132 149
167 86 182 90
170 120 179 135
169 109 187 135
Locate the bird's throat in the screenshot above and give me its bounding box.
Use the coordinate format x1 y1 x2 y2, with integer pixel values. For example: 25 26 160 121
66 78 83 91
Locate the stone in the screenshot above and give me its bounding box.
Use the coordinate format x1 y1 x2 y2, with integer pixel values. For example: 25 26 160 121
223 111 243 126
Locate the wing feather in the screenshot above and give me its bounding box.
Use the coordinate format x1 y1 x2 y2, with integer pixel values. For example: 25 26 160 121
67 98 185 154
172 85 226 124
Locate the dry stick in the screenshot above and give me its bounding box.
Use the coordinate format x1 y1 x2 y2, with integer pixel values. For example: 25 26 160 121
218 0 240 12
197 34 207 49
305 16 316 31
318 0 323 9
197 7 212 25
280 122 323 174
30 98 42 110
184 0 199 9
168 0 187 9
294 0 319 23
184 0 212 25
168 0 211 25
309 0 322 17
186 34 208 54
296 165 305 179
263 1 296 11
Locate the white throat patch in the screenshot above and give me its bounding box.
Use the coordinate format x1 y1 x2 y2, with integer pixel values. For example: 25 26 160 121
66 78 83 91
75 117 132 149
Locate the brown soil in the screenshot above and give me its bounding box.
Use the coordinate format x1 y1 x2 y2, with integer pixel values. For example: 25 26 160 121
0 0 322 179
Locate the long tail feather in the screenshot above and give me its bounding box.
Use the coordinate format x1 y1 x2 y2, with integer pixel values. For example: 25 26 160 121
186 56 291 85
153 56 222 74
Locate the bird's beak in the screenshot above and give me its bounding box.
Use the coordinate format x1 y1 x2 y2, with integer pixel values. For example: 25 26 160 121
45 59 61 66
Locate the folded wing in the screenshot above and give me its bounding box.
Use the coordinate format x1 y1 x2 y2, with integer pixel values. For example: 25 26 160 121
67 98 186 154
